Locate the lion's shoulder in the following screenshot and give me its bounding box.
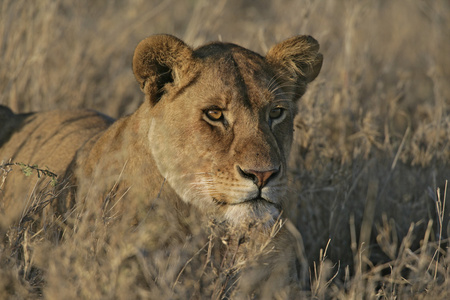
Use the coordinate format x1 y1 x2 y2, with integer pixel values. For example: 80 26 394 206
0 108 114 207
1 108 114 156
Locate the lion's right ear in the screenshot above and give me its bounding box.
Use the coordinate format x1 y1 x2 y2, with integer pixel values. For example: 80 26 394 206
133 34 193 105
265 35 323 101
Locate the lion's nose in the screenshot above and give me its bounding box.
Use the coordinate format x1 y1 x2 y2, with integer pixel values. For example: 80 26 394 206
238 167 280 189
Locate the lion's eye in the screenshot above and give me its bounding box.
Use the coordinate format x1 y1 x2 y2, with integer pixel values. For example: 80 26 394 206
206 109 223 121
269 108 283 119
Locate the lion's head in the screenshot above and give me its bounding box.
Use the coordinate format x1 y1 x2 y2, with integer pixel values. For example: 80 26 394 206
131 35 322 226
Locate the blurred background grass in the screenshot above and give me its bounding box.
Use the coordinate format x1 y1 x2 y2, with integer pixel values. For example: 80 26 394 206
1 0 450 298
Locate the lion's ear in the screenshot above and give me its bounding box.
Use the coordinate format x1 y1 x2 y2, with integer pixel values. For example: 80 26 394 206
265 35 323 100
133 34 193 105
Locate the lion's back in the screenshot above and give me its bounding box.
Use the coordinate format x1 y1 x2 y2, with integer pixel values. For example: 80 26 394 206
0 108 114 212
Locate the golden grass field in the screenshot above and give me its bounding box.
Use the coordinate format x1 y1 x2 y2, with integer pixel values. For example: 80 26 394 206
1 0 449 298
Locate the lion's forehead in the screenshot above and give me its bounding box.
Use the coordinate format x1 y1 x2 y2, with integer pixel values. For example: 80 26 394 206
191 47 282 112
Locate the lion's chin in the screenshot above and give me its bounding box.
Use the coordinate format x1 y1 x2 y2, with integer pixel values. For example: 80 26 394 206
223 201 281 228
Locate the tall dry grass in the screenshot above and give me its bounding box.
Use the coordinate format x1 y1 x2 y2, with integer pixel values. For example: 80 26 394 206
1 0 450 298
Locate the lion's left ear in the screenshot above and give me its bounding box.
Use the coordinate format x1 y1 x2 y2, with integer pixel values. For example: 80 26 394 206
133 34 194 105
265 35 323 100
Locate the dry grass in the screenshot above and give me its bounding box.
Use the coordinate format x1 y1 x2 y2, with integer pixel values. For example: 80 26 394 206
1 0 450 298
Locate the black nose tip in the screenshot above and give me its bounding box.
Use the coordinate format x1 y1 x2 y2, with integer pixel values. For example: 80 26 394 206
238 167 280 188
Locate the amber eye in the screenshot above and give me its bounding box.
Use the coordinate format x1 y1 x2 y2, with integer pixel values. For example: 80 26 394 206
269 107 283 119
206 109 223 121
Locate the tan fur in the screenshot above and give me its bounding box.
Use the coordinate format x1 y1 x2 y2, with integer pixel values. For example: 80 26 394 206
1 34 322 225
0 35 322 291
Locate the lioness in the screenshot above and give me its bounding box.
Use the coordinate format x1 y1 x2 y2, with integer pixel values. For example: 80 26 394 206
1 34 322 226
1 34 322 294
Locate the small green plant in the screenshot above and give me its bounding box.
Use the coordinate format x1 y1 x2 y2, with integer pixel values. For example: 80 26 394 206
0 162 58 186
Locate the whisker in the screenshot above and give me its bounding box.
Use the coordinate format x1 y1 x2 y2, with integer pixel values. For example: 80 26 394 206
267 70 299 92
267 71 288 93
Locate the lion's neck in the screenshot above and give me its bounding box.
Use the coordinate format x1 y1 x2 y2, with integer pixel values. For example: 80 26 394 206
73 102 191 224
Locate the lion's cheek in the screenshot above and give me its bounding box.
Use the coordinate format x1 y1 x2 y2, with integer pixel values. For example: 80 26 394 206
147 121 178 179
147 121 215 206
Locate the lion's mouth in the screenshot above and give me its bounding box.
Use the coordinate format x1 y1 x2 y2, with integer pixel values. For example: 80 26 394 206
214 197 281 211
